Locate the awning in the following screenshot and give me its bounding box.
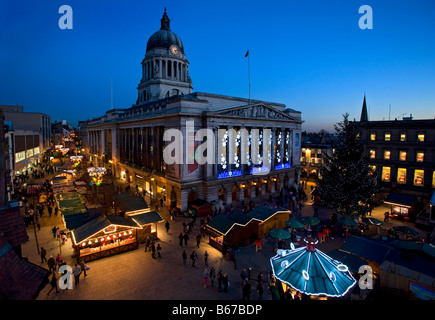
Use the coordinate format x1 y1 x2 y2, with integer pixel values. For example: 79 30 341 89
384 192 415 208
130 211 163 226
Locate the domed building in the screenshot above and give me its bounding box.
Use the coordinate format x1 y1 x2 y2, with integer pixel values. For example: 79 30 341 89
137 8 193 103
82 9 303 213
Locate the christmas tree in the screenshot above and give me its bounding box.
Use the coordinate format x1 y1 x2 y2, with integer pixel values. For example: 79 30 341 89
316 113 379 218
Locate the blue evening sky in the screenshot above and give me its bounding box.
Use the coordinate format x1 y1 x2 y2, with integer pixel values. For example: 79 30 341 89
1 0 434 132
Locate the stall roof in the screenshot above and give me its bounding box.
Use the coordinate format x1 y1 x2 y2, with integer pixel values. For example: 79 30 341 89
72 215 142 244
63 213 93 231
327 249 368 274
114 193 149 213
340 235 393 264
56 191 88 209
130 211 163 225
384 192 415 208
206 215 235 236
246 206 287 222
206 206 289 236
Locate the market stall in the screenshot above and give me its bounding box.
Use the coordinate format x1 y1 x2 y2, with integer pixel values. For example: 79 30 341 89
384 192 416 221
71 215 143 262
128 210 164 243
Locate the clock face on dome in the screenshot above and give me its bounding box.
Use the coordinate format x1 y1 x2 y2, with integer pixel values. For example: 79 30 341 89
170 45 179 55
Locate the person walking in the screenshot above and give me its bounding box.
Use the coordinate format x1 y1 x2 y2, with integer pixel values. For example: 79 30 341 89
203 268 209 288
47 255 56 273
183 232 189 246
80 259 88 277
182 250 187 266
144 236 150 252
204 250 209 267
222 272 229 293
178 232 184 247
257 272 264 299
47 271 59 296
40 247 47 263
209 267 216 287
196 233 201 248
55 253 62 269
242 280 252 300
157 243 162 258
190 250 197 267
217 270 223 291
73 264 81 286
165 220 170 233
51 226 57 239
151 241 156 259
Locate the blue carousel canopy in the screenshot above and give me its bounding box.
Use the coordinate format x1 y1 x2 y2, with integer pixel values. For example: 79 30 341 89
270 239 357 297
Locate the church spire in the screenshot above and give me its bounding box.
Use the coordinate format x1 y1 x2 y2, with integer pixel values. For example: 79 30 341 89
360 94 368 122
160 8 170 31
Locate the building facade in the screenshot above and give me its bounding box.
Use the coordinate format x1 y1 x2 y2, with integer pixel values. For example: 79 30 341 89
0 105 51 177
359 116 435 197
82 10 303 211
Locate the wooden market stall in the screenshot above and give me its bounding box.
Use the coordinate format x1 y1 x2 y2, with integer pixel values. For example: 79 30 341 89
128 210 164 243
205 206 290 251
71 215 143 262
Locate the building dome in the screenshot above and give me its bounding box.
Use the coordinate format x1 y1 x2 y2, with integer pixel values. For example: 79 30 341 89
146 9 184 54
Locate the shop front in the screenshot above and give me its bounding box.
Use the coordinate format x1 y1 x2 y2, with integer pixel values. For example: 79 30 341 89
71 215 142 262
384 192 416 221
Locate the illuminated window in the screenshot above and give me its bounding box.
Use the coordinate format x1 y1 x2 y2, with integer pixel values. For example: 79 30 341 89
369 165 376 175
384 133 391 141
417 133 425 142
382 167 391 182
384 150 391 160
414 170 424 185
416 152 424 162
370 133 376 141
399 151 407 161
400 133 407 141
397 168 407 184
432 171 435 188
370 150 376 159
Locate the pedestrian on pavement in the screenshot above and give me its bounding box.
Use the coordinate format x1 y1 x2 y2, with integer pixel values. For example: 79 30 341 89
183 232 189 246
178 232 184 247
52 226 57 239
40 247 47 263
257 272 264 299
165 220 170 233
196 233 201 248
56 227 60 240
47 255 56 273
47 271 59 296
54 206 59 216
144 236 150 252
182 250 187 266
217 270 223 291
73 264 81 285
222 272 229 292
240 268 248 284
203 268 209 288
56 253 62 268
36 214 41 231
204 250 209 267
190 250 197 267
242 280 252 300
80 259 88 277
48 205 53 217
157 243 162 258
384 211 390 222
209 267 216 287
151 241 156 259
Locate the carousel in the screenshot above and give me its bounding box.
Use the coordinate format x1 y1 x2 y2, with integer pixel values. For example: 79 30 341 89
270 238 357 299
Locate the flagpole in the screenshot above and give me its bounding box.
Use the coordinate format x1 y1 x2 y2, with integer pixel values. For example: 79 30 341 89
248 52 251 104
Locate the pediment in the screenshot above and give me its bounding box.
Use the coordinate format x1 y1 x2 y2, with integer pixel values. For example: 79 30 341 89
207 103 297 121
